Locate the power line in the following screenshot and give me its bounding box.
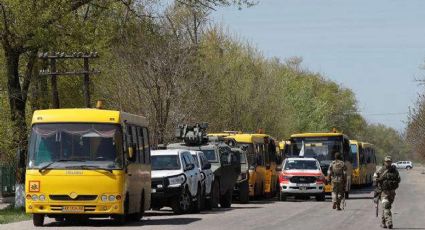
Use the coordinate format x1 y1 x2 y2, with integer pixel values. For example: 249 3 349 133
361 112 408 116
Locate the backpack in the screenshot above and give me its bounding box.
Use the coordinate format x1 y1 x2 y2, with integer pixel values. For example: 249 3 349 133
331 160 345 183
380 167 400 190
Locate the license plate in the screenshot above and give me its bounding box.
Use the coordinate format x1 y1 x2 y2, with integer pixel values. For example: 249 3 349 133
62 206 84 212
297 184 309 187
152 189 156 193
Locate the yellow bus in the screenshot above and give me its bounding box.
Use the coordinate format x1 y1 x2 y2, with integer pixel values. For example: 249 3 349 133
361 142 377 186
349 140 364 186
288 132 353 197
25 109 151 226
224 133 279 198
350 141 377 187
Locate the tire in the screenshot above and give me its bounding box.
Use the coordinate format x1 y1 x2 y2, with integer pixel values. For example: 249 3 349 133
220 189 233 208
172 187 192 214
239 181 249 204
33 214 45 226
191 185 202 213
315 194 326 201
211 180 220 208
200 185 208 210
279 193 287 201
406 166 412 170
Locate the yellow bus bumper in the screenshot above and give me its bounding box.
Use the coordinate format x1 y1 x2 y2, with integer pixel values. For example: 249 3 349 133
26 201 124 215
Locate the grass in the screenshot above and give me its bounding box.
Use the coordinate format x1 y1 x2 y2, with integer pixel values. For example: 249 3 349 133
0 205 31 225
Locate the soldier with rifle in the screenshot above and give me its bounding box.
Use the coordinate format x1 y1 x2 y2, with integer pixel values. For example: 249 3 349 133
327 152 347 211
373 156 401 229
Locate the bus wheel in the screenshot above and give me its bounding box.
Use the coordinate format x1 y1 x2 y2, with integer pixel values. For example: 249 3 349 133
172 187 191 214
239 181 249 204
33 214 45 226
220 189 233 208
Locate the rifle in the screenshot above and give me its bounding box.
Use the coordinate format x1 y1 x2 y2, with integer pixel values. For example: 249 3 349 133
374 190 381 217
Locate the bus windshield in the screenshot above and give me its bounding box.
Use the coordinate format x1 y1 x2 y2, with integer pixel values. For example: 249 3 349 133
151 155 181 170
28 123 123 169
290 136 343 162
350 144 358 168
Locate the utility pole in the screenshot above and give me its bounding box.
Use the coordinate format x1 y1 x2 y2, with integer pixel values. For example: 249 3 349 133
38 52 100 108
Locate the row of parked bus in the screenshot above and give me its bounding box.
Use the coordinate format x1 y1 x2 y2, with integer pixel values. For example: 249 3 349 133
22 108 376 226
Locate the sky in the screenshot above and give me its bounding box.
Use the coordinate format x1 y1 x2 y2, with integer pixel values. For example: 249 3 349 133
212 0 425 131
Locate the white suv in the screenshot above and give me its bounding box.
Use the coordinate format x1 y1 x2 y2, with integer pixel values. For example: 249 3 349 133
151 149 203 214
393 161 413 170
190 151 214 209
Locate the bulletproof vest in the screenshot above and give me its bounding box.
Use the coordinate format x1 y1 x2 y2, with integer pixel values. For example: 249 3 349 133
331 160 345 183
380 167 400 191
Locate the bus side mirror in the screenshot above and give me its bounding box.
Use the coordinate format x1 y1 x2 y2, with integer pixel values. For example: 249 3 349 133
128 147 134 159
16 148 25 169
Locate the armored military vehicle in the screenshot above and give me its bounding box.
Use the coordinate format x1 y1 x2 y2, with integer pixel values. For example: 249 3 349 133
168 123 241 208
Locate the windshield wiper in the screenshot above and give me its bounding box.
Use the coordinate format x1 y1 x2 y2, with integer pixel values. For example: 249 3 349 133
66 165 113 173
38 159 85 173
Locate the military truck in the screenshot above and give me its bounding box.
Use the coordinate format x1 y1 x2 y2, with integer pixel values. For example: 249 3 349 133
168 123 241 208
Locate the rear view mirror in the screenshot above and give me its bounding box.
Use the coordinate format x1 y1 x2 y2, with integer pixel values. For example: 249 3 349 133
276 165 283 172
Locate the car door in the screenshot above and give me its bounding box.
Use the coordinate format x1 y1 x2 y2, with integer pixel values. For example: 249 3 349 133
200 153 213 194
182 152 197 195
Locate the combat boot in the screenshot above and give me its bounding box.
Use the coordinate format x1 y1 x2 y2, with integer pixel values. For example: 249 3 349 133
387 225 393 229
380 223 387 228
332 203 336 209
337 205 342 211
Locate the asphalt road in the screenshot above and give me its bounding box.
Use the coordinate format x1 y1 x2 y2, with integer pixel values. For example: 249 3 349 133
2 167 425 230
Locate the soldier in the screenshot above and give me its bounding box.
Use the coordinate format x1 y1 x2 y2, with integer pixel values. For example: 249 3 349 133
374 156 401 229
327 152 347 211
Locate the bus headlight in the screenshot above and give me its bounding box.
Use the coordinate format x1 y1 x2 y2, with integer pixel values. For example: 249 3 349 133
108 195 116 201
39 195 46 201
31 194 38 201
168 174 186 186
101 195 108 202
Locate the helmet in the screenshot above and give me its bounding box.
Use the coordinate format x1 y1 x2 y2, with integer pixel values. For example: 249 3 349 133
384 156 392 162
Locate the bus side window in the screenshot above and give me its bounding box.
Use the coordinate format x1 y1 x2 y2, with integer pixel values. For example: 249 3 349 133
125 125 136 162
142 127 151 164
132 126 139 162
137 127 144 164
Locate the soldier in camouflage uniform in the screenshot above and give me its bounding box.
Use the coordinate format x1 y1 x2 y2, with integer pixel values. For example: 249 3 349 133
328 152 347 211
374 156 401 229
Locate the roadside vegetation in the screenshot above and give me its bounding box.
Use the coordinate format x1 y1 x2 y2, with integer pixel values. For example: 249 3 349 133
0 205 31 224
0 0 412 173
